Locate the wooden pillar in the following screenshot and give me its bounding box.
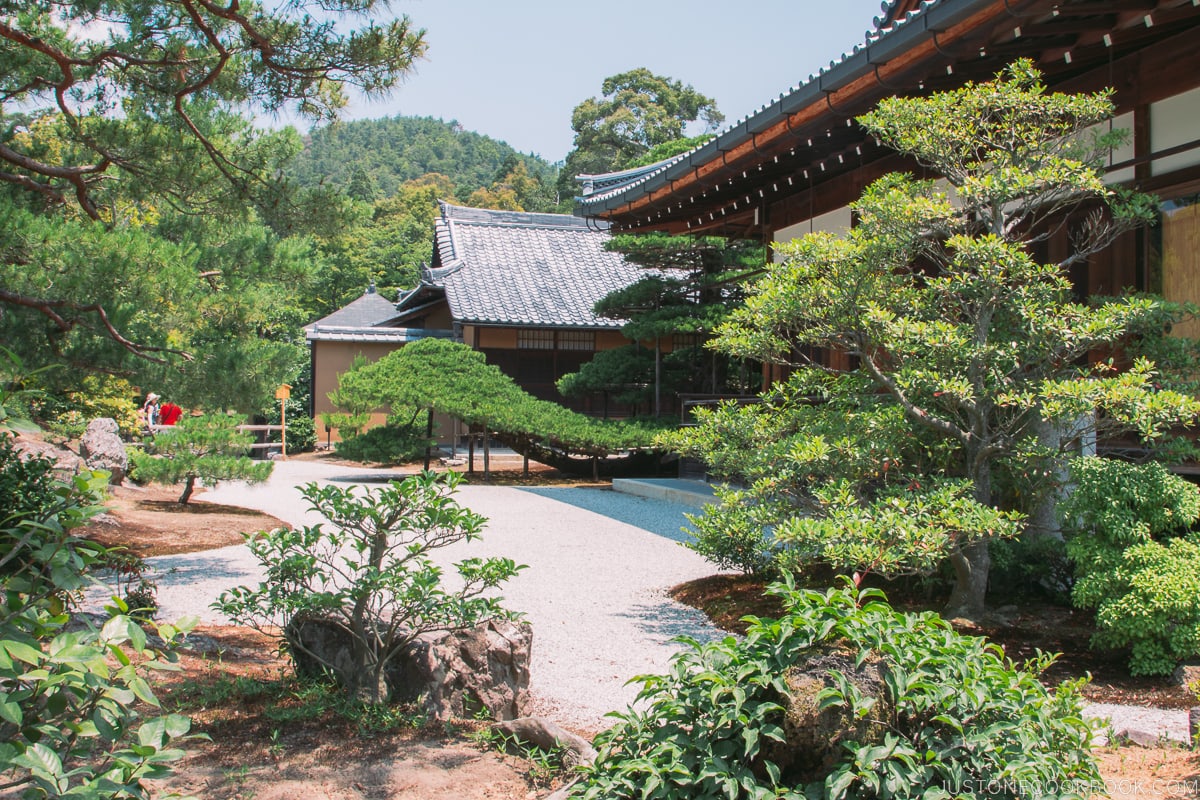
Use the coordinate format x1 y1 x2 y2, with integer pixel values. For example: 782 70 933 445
483 423 490 481
422 407 434 471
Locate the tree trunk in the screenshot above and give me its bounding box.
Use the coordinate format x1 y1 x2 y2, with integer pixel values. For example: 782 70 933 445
422 407 434 470
178 475 196 505
945 538 990 618
654 335 662 418
945 453 992 618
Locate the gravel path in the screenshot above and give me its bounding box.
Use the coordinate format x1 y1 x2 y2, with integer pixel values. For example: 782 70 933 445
88 461 1194 742
95 461 726 732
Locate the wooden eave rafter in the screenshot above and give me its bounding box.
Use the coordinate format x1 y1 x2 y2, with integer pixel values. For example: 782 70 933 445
591 0 1200 237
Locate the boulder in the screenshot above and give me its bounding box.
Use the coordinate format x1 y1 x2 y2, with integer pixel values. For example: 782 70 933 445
491 716 596 768
762 645 891 785
10 431 85 475
1172 661 1200 690
286 615 532 720
390 618 533 721
79 418 127 485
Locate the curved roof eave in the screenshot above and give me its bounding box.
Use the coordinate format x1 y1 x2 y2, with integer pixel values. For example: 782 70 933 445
575 0 992 215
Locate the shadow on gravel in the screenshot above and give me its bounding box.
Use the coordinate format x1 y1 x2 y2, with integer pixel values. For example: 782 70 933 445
144 550 260 585
325 472 409 484
517 486 696 543
612 601 724 643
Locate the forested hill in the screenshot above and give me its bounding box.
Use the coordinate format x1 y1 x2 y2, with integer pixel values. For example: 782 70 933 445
288 116 559 200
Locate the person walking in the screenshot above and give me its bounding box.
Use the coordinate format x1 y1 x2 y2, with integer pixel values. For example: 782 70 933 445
141 393 160 430
158 399 182 426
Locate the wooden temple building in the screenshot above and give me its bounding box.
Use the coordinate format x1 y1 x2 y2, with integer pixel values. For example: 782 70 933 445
576 0 1200 358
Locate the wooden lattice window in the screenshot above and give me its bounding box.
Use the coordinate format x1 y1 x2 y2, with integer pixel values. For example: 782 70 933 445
558 331 595 351
517 329 555 350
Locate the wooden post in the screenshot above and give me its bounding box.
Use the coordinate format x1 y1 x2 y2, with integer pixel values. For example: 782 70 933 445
523 453 529 478
483 423 490 481
274 384 292 461
422 407 434 471
468 432 475 475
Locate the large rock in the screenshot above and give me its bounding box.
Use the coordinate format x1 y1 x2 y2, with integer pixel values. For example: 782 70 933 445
1172 661 1200 690
79 418 127 485
286 615 532 720
762 646 892 785
10 432 85 475
491 716 596 767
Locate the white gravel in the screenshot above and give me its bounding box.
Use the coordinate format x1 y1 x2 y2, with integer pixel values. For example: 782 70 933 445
86 460 1194 743
87 461 726 732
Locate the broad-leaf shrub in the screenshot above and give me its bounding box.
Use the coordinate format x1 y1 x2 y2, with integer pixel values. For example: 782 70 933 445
572 582 1100 799
264 398 317 454
0 434 196 797
685 486 782 575
216 471 524 705
36 375 143 439
1059 456 1200 675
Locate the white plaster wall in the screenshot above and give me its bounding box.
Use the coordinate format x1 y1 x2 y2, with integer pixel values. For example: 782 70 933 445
772 206 852 261
1151 85 1200 177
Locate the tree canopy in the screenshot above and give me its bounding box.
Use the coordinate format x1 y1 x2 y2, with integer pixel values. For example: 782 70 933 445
1 0 426 220
0 0 427 379
558 232 763 415
287 116 561 206
671 61 1199 616
336 338 669 475
0 0 429 411
558 69 723 199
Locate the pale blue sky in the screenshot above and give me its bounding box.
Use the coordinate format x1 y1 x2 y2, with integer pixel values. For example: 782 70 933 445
340 1 886 163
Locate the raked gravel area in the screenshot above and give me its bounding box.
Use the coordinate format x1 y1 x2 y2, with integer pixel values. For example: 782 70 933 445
86 460 1195 742
89 460 726 733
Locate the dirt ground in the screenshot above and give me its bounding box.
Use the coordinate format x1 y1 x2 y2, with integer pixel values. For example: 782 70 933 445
75 457 1200 800
77 468 568 800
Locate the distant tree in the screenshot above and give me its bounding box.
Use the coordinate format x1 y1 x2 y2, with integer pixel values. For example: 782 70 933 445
469 160 560 212
130 414 273 505
346 166 381 203
623 134 716 170
289 117 559 201
558 70 723 199
560 233 762 416
306 173 451 316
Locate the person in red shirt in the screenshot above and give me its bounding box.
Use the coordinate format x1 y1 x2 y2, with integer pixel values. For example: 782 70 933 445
158 401 183 426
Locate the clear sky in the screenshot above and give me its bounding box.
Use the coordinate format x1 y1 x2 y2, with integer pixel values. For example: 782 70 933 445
338 1 887 164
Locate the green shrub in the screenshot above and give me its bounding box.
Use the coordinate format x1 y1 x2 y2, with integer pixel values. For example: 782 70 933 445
572 581 1100 800
0 433 196 797
37 375 143 439
264 398 317 454
685 486 781 576
1059 457 1200 676
988 532 1074 605
334 423 430 465
129 413 273 504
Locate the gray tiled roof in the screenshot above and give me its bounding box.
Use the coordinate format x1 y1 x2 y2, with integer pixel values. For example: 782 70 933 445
575 0 977 210
428 202 637 328
304 287 398 330
304 326 449 344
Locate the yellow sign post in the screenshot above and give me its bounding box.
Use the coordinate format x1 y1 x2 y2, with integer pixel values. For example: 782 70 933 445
275 384 292 460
